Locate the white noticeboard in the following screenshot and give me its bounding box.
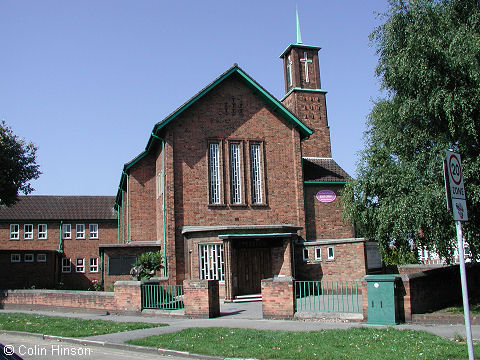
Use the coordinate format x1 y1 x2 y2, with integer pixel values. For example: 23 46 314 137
446 151 468 221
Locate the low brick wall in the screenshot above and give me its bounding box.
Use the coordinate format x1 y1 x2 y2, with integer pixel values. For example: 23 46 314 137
261 276 295 319
0 281 144 314
183 279 219 318
0 289 116 313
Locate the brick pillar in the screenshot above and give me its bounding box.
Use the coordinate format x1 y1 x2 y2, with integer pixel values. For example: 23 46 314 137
114 281 142 314
223 239 234 301
362 280 368 321
261 276 295 319
183 279 220 318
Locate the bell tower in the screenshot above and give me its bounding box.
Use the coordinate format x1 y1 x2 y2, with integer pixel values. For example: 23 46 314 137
280 10 331 158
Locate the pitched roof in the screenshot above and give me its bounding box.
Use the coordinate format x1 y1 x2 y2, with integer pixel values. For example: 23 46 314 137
115 64 314 208
303 157 351 182
0 196 117 221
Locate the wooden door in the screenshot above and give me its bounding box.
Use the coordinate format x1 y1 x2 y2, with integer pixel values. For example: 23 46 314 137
237 247 272 295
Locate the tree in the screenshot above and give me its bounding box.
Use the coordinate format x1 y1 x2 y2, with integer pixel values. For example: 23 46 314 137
0 121 40 206
343 0 480 263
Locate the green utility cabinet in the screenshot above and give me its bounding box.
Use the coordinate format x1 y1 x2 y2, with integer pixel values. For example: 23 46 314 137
365 275 400 325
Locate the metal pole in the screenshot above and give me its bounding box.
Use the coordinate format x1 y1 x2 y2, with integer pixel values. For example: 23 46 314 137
456 220 475 360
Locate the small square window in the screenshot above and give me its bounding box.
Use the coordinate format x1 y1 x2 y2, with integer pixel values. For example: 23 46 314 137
62 224 71 239
37 254 47 262
76 224 85 239
24 253 34 262
314 247 321 261
327 246 335 260
24 224 33 240
9 224 19 240
38 224 47 239
89 258 98 273
89 224 98 239
302 248 309 262
11 254 21 263
62 258 71 273
76 258 85 273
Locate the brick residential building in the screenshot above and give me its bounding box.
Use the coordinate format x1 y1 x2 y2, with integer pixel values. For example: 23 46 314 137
0 196 118 290
112 27 368 300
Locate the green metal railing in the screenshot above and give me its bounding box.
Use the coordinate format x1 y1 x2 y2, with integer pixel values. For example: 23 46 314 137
295 280 362 313
141 284 184 310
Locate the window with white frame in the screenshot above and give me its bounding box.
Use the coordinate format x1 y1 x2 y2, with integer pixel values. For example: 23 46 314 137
314 247 322 261
62 258 71 273
327 246 335 260
62 224 71 239
199 243 224 281
89 224 98 239
76 258 85 273
38 224 47 239
9 224 19 240
76 224 85 239
302 248 309 262
208 142 222 204
89 257 99 273
37 254 47 262
11 254 21 263
24 224 33 240
24 253 34 262
250 143 263 204
230 142 242 204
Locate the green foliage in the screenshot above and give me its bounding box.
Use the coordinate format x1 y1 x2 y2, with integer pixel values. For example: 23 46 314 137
128 327 480 360
0 120 41 206
133 251 163 280
343 0 480 263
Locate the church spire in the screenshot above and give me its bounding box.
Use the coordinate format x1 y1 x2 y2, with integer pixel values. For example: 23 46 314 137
296 7 303 45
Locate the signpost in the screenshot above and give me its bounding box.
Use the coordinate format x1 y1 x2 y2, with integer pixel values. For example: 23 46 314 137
444 150 474 360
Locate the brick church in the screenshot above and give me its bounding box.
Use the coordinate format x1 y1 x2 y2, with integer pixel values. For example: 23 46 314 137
109 24 368 300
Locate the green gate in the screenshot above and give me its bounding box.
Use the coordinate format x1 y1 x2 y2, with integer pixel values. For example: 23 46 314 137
141 284 184 310
295 280 362 313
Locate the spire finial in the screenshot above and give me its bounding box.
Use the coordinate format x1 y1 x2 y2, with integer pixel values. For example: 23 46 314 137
296 6 303 45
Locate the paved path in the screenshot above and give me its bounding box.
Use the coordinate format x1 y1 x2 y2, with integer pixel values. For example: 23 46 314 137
1 306 479 359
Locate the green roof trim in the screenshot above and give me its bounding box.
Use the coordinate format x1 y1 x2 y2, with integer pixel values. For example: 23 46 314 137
281 88 328 101
279 43 322 59
304 181 348 185
218 232 297 239
115 64 313 209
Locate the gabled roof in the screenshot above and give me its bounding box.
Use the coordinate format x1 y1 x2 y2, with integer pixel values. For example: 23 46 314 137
0 196 117 221
303 157 351 183
115 64 313 208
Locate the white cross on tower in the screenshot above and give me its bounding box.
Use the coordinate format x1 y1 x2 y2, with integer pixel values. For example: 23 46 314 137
300 52 312 83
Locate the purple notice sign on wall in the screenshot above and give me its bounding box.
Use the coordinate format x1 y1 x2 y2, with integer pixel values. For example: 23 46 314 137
316 190 336 203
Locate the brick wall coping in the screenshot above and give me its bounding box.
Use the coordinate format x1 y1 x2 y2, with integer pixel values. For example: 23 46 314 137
114 281 142 286
99 242 161 248
263 276 294 283
303 237 366 245
182 224 302 234
0 289 114 297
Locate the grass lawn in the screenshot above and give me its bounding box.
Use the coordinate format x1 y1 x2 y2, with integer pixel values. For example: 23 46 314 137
0 313 165 337
127 327 480 360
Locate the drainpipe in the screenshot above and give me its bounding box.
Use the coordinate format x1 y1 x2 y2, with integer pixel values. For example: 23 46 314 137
117 202 120 244
152 132 168 277
122 171 130 244
121 190 125 244
100 250 104 287
58 221 63 253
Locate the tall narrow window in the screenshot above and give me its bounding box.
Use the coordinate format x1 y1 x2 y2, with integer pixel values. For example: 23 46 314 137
209 142 221 204
230 143 242 204
199 244 224 281
250 143 263 204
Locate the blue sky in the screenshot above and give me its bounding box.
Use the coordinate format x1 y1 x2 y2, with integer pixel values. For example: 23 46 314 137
1 1 389 196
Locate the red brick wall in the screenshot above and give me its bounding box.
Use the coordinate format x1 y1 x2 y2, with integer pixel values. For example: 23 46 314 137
183 279 220 318
0 221 117 290
295 241 367 281
304 184 354 240
261 277 295 319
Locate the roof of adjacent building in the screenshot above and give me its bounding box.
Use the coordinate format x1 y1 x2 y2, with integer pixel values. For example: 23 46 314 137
0 196 117 221
303 157 351 182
